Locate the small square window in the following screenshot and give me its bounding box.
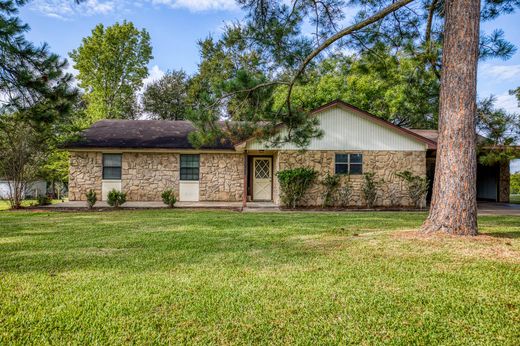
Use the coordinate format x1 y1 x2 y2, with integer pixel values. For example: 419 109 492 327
335 153 363 175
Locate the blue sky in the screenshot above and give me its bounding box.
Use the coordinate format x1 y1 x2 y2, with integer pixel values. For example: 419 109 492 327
18 0 520 171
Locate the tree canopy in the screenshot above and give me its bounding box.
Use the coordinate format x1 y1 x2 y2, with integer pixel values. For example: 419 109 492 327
69 21 152 122
0 0 77 206
143 70 189 120
0 0 76 126
185 0 519 148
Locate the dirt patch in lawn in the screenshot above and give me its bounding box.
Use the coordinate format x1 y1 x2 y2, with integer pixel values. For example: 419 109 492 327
393 230 520 263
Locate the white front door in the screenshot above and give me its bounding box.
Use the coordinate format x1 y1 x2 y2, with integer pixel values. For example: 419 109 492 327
253 157 272 201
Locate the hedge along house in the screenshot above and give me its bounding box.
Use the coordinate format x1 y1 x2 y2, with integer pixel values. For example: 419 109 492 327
65 100 512 207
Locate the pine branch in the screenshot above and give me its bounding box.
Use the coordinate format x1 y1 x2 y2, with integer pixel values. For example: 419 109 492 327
285 0 416 114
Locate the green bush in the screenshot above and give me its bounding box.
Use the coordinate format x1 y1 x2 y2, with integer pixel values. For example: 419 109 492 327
85 189 97 209
107 189 126 208
362 172 381 208
161 189 177 208
321 174 340 207
37 195 51 206
396 171 429 208
338 177 352 208
276 167 317 208
511 172 520 194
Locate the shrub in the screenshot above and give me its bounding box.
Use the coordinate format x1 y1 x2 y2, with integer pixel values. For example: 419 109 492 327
396 171 429 208
321 174 340 207
161 189 177 208
86 189 97 209
276 167 318 208
107 189 126 208
511 172 520 194
338 177 352 207
37 195 51 206
362 172 381 208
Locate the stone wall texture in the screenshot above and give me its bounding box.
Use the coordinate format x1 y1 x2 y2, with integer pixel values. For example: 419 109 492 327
276 150 427 207
69 150 426 206
122 153 179 201
69 152 102 201
200 153 244 201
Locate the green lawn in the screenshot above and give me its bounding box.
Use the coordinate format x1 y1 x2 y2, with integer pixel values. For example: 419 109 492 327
511 194 520 204
0 199 64 210
0 210 518 344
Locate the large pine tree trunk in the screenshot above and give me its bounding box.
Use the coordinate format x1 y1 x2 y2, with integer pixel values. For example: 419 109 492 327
422 0 481 236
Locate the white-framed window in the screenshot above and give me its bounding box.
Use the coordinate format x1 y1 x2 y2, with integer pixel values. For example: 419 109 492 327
102 154 122 180
335 153 363 175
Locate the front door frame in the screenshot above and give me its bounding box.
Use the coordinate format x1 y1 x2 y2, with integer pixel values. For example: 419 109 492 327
249 155 273 201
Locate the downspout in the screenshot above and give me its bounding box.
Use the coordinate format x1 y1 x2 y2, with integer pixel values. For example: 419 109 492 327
242 151 248 210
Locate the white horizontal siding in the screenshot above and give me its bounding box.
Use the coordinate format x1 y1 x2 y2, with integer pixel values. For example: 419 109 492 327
247 107 426 151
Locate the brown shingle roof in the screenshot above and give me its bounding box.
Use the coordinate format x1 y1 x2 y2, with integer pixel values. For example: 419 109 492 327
64 120 234 150
64 101 440 151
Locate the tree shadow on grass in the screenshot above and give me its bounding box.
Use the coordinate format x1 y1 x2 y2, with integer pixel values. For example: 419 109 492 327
484 231 520 239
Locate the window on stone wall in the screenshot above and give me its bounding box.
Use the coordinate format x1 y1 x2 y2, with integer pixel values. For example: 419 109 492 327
335 153 363 175
103 154 122 180
180 154 200 181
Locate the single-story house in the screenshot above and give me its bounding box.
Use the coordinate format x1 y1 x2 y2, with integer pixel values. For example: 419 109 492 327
64 100 511 207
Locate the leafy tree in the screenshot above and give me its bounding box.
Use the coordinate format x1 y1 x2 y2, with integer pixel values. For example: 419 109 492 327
143 70 189 120
39 150 69 199
70 21 152 122
217 0 519 235
0 119 48 208
511 172 520 194
477 96 520 165
187 25 321 148
0 0 75 121
0 0 76 208
273 48 439 128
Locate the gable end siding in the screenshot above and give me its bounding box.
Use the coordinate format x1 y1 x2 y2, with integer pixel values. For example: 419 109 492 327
247 107 427 151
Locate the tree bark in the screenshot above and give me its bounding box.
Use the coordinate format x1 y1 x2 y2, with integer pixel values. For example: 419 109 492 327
422 0 480 235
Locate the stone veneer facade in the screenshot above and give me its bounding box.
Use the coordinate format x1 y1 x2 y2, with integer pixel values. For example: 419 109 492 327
121 153 179 201
199 153 244 201
69 150 425 205
69 152 103 201
69 151 245 202
274 150 427 207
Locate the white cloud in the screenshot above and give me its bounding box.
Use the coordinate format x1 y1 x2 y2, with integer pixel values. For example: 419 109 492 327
149 0 238 11
29 0 117 19
63 63 80 88
494 92 520 114
143 65 166 86
482 64 520 81
31 0 239 19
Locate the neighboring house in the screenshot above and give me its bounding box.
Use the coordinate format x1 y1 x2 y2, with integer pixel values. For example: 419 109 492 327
64 100 511 206
0 180 47 199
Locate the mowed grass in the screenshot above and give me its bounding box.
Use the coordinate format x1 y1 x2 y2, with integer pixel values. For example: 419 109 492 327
511 194 520 204
0 210 519 345
0 199 63 211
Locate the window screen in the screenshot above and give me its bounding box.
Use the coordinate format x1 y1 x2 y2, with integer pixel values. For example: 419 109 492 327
180 154 200 181
335 153 363 175
103 154 122 180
